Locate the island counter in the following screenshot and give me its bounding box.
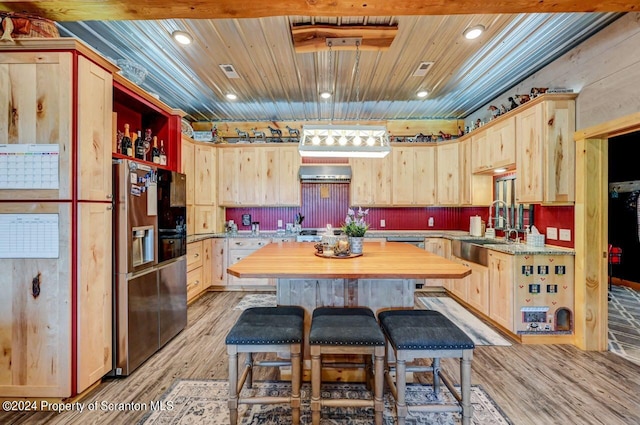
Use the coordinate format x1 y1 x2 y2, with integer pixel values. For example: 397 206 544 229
227 241 471 312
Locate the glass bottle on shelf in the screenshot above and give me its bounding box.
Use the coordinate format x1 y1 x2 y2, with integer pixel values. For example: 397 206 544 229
135 129 145 160
159 139 167 165
122 124 133 157
116 130 123 154
152 137 160 164
143 129 153 162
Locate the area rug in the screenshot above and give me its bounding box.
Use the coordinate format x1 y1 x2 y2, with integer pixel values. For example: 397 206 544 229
419 297 511 346
139 380 512 424
608 285 640 366
233 294 277 310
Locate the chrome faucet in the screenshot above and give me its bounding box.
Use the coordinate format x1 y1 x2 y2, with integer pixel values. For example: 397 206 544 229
488 200 510 231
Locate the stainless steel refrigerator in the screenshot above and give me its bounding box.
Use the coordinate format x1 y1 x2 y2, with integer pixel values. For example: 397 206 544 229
111 159 187 376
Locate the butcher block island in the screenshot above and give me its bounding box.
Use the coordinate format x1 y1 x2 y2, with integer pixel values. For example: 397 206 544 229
227 241 471 313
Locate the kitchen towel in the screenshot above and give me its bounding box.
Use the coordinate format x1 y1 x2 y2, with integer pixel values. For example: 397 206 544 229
470 216 483 236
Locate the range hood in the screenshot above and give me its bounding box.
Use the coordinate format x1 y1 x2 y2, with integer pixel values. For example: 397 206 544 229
298 164 352 183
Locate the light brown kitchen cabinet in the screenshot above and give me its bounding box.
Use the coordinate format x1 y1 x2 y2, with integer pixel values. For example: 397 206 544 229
449 256 469 301
218 145 300 207
488 250 514 331
424 238 451 287
472 116 516 173
186 240 208 303
212 238 227 286
459 139 493 206
194 144 216 205
436 142 460 205
466 261 490 316
201 238 213 290
227 238 272 287
392 145 436 206
350 156 392 206
181 136 195 235
516 95 577 204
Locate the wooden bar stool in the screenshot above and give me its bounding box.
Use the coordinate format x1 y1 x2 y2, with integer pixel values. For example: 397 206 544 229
225 306 304 425
379 309 475 425
309 307 386 425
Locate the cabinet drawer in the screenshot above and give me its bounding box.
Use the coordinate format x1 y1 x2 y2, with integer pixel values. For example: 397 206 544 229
228 238 270 250
187 241 203 271
187 267 203 300
228 249 258 264
271 236 296 243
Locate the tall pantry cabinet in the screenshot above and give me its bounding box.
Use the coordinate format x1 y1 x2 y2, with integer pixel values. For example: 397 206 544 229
0 40 116 397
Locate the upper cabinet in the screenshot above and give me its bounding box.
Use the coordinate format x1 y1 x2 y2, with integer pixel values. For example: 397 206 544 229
516 95 577 204
218 144 301 207
350 155 392 206
392 145 436 206
459 139 493 206
472 116 516 173
436 142 460 205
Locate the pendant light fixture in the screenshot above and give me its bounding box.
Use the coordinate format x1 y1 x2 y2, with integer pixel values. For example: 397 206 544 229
299 38 391 159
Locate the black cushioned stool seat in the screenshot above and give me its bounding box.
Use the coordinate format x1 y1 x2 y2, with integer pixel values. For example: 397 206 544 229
379 309 475 425
309 307 385 425
226 306 304 425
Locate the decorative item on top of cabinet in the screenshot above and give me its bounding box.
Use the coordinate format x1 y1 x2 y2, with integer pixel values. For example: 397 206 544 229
516 94 577 204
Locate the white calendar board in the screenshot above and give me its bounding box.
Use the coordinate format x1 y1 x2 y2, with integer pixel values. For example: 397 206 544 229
0 144 59 189
0 214 59 258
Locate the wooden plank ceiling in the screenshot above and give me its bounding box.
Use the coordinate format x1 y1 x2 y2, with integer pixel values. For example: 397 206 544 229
1 0 637 21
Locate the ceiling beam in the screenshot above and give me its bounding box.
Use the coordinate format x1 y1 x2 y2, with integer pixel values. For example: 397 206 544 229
0 1 637 21
291 25 398 53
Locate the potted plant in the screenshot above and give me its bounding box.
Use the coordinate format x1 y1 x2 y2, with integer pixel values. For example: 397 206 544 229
342 207 369 254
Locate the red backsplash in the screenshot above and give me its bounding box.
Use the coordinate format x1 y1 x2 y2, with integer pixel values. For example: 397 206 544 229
533 205 575 248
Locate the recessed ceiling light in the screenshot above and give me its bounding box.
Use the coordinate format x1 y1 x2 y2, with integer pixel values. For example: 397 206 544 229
417 90 429 98
320 91 332 99
172 30 193 45
226 93 237 100
463 25 485 40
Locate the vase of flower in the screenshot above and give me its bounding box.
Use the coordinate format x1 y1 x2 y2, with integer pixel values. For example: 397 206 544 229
349 236 364 254
342 207 369 255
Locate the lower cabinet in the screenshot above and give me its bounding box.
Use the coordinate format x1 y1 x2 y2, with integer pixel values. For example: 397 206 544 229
488 251 514 331
424 238 451 288
227 238 272 287
186 239 213 303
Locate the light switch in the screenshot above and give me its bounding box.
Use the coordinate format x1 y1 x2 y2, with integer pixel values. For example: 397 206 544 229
546 227 558 240
380 219 386 228
277 219 283 228
428 217 434 227
559 229 571 241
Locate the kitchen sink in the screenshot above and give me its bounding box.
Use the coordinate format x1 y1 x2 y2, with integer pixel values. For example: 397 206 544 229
451 238 508 266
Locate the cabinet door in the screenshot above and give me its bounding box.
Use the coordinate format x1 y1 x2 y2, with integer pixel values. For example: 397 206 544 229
449 256 469 301
77 56 113 202
278 145 301 206
218 148 239 206
371 156 393 205
516 104 543 203
238 147 261 205
350 157 373 205
77 202 112 392
392 147 414 205
212 238 226 286
424 238 447 287
0 203 72 397
466 262 489 316
488 251 514 331
202 238 213 290
0 52 73 201
181 138 195 205
260 146 279 205
194 205 217 234
436 142 459 205
471 131 490 173
487 116 516 169
543 98 576 203
414 146 436 205
194 144 216 205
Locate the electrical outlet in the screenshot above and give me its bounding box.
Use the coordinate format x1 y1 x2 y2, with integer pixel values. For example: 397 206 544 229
428 217 434 227
380 219 386 228
559 229 571 241
277 219 283 228
546 227 558 240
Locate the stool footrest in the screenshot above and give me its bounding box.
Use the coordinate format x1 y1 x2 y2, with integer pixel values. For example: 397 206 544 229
409 404 462 414
239 396 292 405
322 399 374 408
254 360 292 367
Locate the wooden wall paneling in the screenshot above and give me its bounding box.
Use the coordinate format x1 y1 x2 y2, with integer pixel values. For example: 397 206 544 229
0 202 72 397
0 52 73 201
76 56 113 202
76 202 112 393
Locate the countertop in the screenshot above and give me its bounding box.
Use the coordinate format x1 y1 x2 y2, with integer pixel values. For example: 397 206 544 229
226 242 471 279
187 230 575 255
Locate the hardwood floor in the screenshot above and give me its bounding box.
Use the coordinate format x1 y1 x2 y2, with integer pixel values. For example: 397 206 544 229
3 290 640 424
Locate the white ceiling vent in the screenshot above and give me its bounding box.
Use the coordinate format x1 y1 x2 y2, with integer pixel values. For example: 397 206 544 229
219 64 240 79
412 61 434 77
